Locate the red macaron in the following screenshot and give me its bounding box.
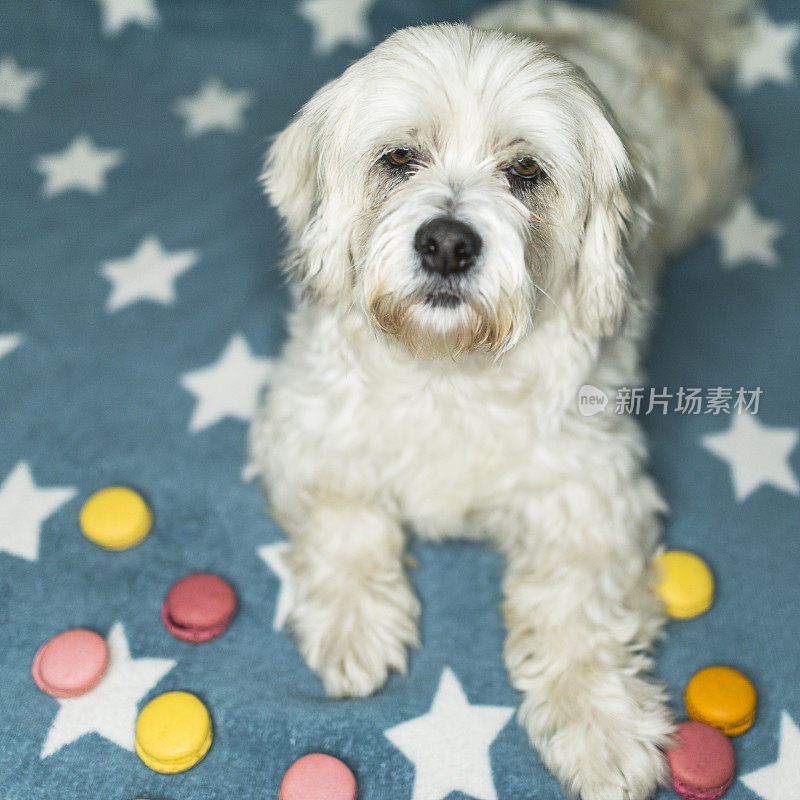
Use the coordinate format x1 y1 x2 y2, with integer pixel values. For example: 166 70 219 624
161 573 237 643
32 628 109 698
279 754 357 800
668 721 736 800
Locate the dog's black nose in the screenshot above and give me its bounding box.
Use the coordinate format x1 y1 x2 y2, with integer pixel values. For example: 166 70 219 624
414 217 482 276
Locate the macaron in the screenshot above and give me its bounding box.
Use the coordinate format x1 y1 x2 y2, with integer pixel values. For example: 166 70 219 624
279 754 357 800
656 550 714 619
685 666 757 736
31 628 109 698
135 691 212 774
668 720 735 800
80 486 152 550
161 573 237 643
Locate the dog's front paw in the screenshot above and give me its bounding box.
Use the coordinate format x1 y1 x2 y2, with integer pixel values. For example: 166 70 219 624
555 721 668 800
289 573 420 698
521 675 673 800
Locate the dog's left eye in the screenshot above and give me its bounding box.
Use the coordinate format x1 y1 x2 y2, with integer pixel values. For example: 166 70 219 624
384 147 415 167
508 156 541 179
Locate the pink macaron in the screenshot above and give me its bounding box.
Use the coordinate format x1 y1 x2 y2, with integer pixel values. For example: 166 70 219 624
161 573 237 643
279 754 357 800
32 628 109 698
668 721 736 800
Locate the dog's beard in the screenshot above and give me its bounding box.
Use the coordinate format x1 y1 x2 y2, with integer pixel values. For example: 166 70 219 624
367 288 528 358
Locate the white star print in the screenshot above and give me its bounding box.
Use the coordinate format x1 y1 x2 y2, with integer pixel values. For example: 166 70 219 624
716 198 782 269
703 414 799 501
34 135 124 198
100 236 198 312
180 334 273 433
0 462 76 562
385 668 514 800
41 623 175 758
173 79 254 137
0 332 23 362
736 11 799 90
0 55 44 112
741 712 800 800
298 0 374 55
95 0 159 36
257 543 294 630
241 461 260 482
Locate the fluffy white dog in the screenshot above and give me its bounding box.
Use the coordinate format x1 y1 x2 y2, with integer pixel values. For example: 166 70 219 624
250 1 752 797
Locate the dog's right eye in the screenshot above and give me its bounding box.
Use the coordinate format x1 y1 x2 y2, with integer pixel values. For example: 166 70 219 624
383 147 415 167
508 156 541 180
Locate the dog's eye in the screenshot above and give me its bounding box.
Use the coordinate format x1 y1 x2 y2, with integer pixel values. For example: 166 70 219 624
384 147 415 167
508 156 540 179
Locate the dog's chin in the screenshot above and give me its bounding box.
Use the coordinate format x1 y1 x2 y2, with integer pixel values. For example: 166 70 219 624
367 290 525 359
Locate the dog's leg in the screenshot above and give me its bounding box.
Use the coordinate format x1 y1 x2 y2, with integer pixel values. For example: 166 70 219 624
501 478 673 800
284 499 419 697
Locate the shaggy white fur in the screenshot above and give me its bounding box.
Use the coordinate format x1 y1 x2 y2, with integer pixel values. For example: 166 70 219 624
250 2 750 797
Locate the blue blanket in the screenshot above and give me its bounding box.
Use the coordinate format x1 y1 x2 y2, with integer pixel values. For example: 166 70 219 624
1 1 797 798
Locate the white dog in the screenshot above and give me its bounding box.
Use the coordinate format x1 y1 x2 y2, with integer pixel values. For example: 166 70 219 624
250 1 752 797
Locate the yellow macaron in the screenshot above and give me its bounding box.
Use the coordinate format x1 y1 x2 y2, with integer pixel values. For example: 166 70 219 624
135 691 212 773
80 486 152 550
685 666 757 736
655 550 714 619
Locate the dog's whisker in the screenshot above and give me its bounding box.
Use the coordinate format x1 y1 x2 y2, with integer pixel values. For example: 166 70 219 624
530 211 560 228
532 282 566 317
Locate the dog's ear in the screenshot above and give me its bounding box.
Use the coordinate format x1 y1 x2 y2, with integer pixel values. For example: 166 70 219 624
574 104 649 338
575 185 633 337
263 116 319 241
261 90 353 304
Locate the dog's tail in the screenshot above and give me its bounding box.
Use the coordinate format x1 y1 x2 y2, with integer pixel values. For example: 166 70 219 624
621 0 758 80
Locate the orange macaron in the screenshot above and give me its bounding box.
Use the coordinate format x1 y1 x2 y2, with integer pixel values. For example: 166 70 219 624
685 666 757 736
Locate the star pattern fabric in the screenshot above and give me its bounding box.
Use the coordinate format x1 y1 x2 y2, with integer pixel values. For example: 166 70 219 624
716 198 782 269
33 135 124 198
298 0 374 54
180 334 274 432
100 235 198 312
741 712 800 800
95 0 160 37
0 332 23 362
258 542 294 630
0 462 76 562
385 668 515 800
1 0 799 797
702 414 799 501
736 11 800 90
0 55 44 112
173 79 254 137
41 623 175 757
